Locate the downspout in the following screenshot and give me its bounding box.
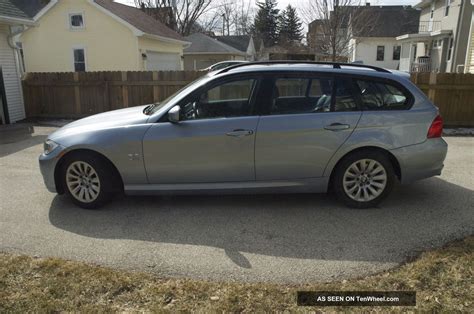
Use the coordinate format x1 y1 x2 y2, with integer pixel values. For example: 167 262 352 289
452 0 467 72
7 25 29 74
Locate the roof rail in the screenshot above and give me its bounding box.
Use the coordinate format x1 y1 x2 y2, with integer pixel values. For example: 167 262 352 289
215 60 392 74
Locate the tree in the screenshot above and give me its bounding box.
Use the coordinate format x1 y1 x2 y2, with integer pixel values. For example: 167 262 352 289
278 5 303 46
134 0 214 36
301 0 377 61
252 0 280 47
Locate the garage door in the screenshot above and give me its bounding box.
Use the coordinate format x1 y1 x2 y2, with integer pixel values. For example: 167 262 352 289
146 51 181 71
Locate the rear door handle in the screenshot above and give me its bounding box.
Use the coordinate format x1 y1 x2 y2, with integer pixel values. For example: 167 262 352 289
226 129 254 137
324 123 350 131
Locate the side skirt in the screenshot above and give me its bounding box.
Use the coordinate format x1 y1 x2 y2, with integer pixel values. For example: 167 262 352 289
124 177 329 195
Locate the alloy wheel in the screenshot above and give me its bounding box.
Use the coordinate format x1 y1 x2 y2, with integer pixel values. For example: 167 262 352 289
342 159 387 202
66 161 101 203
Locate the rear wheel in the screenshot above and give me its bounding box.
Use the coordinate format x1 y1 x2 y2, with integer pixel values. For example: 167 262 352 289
61 153 115 209
333 150 395 208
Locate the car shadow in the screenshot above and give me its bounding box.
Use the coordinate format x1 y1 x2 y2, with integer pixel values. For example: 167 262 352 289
0 131 46 157
48 177 474 267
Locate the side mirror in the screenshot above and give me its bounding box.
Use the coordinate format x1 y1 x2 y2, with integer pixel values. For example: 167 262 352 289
168 105 180 123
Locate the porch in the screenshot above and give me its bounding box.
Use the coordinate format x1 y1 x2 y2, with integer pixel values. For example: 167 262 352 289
397 30 452 73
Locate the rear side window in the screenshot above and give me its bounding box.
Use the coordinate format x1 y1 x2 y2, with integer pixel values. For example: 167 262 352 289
271 78 333 115
355 80 410 110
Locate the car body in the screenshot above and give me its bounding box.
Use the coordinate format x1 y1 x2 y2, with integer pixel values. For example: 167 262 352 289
204 60 248 72
39 62 447 209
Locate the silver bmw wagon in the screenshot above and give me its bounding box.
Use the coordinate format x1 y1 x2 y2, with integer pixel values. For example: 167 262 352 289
39 62 448 209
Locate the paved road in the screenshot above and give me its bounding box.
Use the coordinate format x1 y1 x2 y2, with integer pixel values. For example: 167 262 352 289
1 126 473 284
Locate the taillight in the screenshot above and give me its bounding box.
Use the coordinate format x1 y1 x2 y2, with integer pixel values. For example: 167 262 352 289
427 115 443 138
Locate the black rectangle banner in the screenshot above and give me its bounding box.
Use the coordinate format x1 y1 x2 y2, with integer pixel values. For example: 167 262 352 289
297 291 416 306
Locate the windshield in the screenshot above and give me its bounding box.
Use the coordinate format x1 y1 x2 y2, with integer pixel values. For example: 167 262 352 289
147 75 211 115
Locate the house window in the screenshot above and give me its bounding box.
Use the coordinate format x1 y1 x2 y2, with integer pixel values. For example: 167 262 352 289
445 0 451 16
69 13 84 29
447 37 454 61
73 48 86 72
393 46 401 60
376 46 385 61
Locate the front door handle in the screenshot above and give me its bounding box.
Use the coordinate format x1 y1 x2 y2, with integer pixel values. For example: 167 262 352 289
226 129 254 137
324 123 350 131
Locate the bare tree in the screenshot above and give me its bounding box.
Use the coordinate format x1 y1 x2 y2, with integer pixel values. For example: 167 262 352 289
134 0 215 36
202 0 255 36
302 0 377 61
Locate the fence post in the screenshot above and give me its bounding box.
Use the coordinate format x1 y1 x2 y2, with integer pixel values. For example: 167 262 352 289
428 72 437 102
121 71 129 107
73 72 81 114
152 71 159 102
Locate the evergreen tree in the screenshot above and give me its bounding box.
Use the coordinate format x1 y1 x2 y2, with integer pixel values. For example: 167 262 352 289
278 4 303 45
252 0 279 47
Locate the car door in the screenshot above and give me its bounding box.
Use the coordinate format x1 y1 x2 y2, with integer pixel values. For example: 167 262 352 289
143 77 260 184
255 74 362 181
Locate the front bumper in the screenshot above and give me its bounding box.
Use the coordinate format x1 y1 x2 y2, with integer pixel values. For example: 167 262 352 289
39 145 67 193
391 138 448 184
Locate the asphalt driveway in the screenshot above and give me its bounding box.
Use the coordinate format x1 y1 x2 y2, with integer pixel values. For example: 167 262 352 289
1 125 473 284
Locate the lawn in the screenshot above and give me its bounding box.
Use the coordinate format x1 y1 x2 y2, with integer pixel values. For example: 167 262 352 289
1 236 472 312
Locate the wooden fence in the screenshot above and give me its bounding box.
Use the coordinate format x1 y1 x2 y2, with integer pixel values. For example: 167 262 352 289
23 71 474 126
411 72 474 127
23 71 204 118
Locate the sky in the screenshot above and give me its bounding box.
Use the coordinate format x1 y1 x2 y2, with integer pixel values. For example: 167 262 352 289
115 0 421 34
116 0 420 11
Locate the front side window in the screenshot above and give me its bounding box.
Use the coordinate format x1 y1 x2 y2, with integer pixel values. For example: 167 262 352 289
69 13 84 29
393 45 401 60
180 79 256 120
270 77 333 115
334 79 358 112
73 48 86 72
356 80 410 110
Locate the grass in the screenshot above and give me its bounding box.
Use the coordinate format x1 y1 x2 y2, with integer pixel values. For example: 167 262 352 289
1 236 473 312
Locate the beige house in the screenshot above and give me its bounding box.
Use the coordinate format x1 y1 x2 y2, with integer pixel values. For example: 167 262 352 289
183 33 246 70
396 0 472 73
20 0 190 72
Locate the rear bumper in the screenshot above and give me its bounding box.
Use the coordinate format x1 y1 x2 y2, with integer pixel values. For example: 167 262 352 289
391 138 448 184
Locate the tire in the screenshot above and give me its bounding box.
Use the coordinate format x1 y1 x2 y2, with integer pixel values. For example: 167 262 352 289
332 150 395 209
60 152 117 209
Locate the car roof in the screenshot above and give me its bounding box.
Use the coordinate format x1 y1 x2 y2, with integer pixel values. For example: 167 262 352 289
212 62 411 81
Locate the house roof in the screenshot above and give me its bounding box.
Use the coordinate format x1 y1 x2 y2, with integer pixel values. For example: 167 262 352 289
215 35 250 53
351 6 420 38
308 5 420 38
184 33 246 55
0 0 30 19
10 0 49 18
94 0 184 42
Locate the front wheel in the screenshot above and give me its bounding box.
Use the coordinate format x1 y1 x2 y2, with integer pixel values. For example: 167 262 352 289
61 153 114 209
333 151 395 209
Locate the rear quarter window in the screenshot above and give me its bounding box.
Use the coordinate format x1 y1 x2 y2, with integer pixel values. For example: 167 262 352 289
355 79 412 110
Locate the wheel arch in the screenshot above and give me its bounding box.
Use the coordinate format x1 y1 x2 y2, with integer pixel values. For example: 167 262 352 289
54 149 124 194
328 146 402 189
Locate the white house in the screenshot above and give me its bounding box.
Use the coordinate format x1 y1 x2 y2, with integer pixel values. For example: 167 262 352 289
348 5 420 70
396 0 473 73
0 0 35 124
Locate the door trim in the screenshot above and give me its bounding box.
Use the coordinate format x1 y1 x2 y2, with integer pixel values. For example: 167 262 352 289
0 67 10 124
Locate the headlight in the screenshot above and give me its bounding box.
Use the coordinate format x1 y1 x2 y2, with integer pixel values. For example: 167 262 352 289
43 140 59 155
